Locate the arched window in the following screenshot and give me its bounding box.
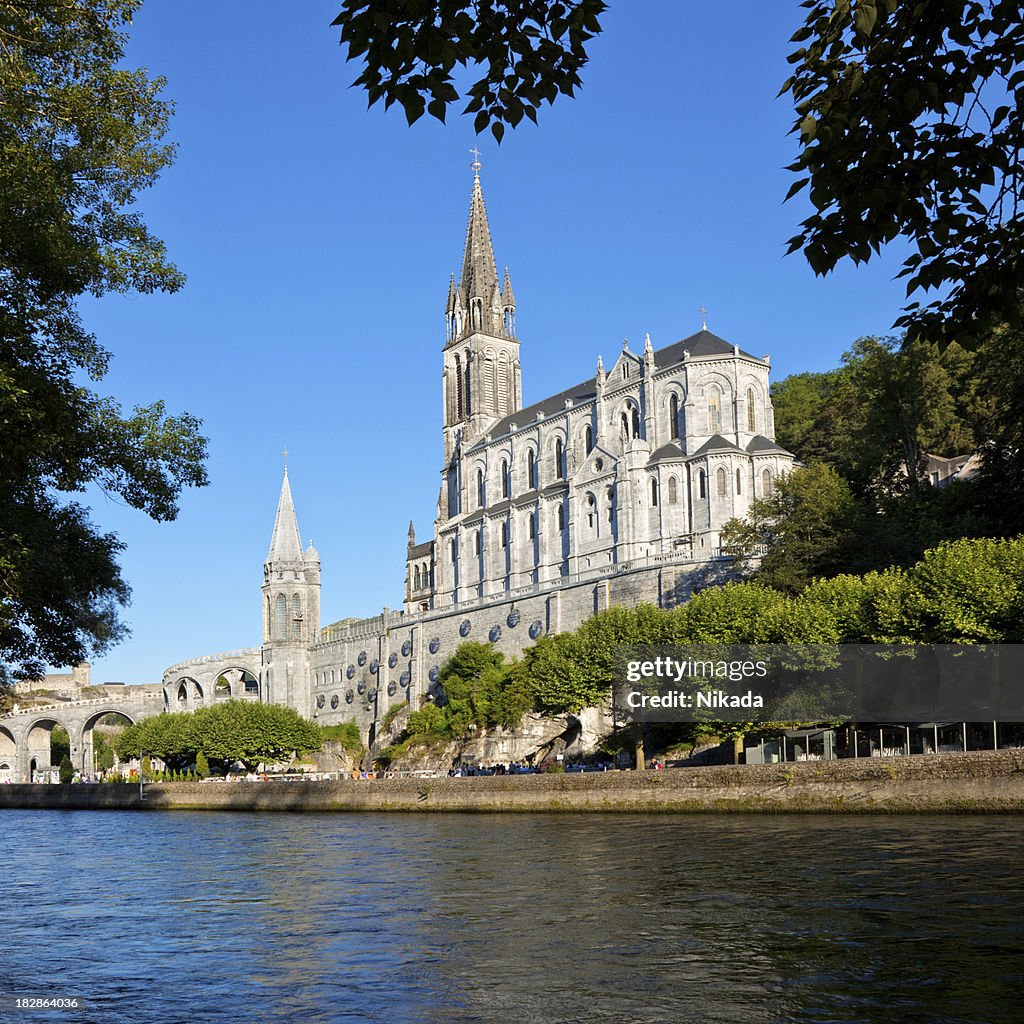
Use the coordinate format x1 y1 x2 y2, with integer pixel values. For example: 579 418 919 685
558 503 565 531
555 438 564 479
422 562 429 587
275 594 287 639
477 468 484 508
528 513 535 540
501 458 509 498
631 407 641 438
747 387 756 433
669 393 680 440
585 425 594 454
527 449 536 489
762 468 773 496
291 594 302 639
716 467 727 496
455 355 463 420
465 362 472 416
500 521 508 548
447 466 459 517
668 476 678 504
651 478 659 507
708 387 722 434
414 565 421 590
699 469 707 499
265 596 271 639
586 492 597 530
607 485 615 521
475 530 481 556
623 361 630 379
620 411 630 444
736 467 742 494
450 538 457 562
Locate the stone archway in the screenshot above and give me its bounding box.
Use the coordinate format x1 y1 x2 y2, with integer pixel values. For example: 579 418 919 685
81 710 135 776
214 668 260 699
24 718 61 781
0 726 15 782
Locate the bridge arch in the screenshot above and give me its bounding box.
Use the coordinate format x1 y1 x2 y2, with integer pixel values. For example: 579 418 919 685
81 710 136 776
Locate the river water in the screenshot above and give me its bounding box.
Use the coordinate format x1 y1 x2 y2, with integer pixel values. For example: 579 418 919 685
1 811 1020 1023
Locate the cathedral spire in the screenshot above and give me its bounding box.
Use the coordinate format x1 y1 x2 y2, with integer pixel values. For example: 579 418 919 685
454 160 508 341
267 469 303 564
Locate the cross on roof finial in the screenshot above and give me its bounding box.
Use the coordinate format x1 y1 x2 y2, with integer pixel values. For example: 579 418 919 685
698 304 708 331
282 446 289 472
469 145 482 177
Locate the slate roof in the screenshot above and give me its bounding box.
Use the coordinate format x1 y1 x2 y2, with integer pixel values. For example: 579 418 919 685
655 329 760 368
648 442 686 464
690 434 748 458
746 434 793 456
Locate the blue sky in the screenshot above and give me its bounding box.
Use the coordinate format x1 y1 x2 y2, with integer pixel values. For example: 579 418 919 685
80 1 914 683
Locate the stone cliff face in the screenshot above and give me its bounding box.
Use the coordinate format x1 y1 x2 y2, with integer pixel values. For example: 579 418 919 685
380 705 616 771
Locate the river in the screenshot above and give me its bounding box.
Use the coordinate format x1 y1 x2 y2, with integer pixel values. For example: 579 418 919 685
1 811 1020 1023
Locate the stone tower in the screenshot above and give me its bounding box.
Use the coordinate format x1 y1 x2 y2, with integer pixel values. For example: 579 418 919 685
261 468 319 717
442 160 522 476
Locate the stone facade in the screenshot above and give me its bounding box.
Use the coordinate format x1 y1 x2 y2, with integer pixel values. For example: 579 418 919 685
161 168 794 741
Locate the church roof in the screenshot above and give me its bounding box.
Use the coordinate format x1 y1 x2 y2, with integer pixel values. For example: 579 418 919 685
746 434 793 456
655 329 760 368
477 330 758 446
460 171 501 305
648 442 686 464
267 470 304 563
690 434 748 457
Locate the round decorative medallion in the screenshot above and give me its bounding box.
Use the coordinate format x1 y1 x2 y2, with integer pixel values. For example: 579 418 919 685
316 694 325 709
507 609 520 628
400 670 411 686
529 620 544 640
387 681 397 697
594 457 603 471
459 619 472 637
346 665 355 679
330 694 339 710
367 688 378 701
357 681 367 696
388 653 398 669
369 659 379 674
428 637 440 654
401 639 412 657
357 651 367 666
489 625 501 643
345 690 354 704
428 666 439 683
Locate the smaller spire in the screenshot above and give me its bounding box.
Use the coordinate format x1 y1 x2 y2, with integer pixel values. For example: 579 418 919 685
596 354 606 387
644 332 653 353
408 520 416 548
446 273 458 314
502 266 516 308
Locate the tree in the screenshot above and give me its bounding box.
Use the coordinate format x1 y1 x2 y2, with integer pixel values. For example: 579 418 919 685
331 1 607 142
195 751 209 779
58 754 73 784
782 1 1024 345
1 0 207 678
190 701 322 773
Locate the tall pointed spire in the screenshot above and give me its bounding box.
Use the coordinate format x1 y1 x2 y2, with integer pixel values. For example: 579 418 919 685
267 469 303 564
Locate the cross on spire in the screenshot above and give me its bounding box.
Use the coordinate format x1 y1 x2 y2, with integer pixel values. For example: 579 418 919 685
698 304 708 331
470 145 482 177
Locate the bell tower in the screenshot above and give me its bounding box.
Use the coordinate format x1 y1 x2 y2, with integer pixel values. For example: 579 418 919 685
442 151 522 466
261 466 320 717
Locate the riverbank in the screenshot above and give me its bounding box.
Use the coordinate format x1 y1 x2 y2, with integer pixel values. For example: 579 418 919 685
1 750 1022 813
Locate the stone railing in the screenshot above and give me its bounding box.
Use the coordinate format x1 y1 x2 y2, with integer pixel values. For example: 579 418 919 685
162 647 261 676
3 691 164 718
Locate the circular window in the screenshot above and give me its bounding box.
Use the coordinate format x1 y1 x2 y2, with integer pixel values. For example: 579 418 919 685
316 694 325 709
345 690 354 704
369 658 379 674
428 637 440 654
367 688 378 701
387 681 397 697
400 670 411 686
357 651 367 666
388 653 398 669
428 666 439 683
357 681 367 696
595 458 604 471
489 625 501 643
346 665 355 679
401 639 412 657
529 620 544 639
459 619 472 637
507 609 520 628
330 694 339 710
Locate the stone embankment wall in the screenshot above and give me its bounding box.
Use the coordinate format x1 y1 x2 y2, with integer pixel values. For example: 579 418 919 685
1 751 1022 813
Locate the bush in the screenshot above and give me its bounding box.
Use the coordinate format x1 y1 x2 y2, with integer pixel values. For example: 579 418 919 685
58 754 73 784
195 751 209 779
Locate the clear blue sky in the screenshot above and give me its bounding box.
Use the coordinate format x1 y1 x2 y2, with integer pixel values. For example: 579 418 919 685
81 0 913 684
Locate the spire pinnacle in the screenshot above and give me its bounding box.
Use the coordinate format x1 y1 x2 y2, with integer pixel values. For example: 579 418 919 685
267 469 303 564
470 144 482 177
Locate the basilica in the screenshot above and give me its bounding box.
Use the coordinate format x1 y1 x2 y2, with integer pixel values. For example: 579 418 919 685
161 167 794 738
